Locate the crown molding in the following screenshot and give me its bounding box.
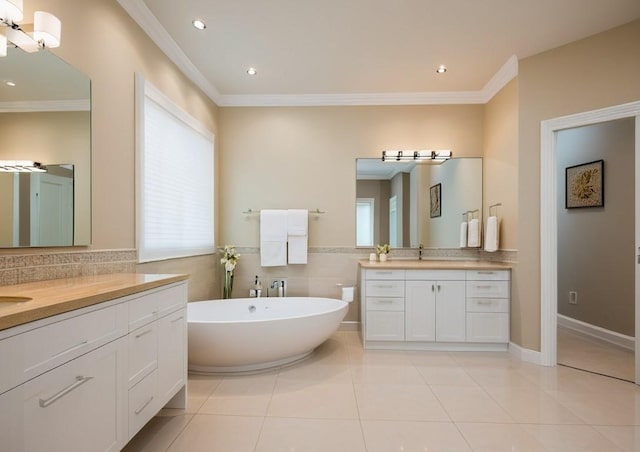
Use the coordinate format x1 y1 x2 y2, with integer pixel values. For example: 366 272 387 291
117 0 517 107
0 99 90 112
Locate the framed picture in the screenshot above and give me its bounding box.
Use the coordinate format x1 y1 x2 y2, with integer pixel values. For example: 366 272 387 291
565 159 604 208
430 183 441 218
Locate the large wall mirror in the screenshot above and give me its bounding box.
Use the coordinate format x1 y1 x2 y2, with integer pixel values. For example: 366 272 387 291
0 48 91 247
356 158 482 248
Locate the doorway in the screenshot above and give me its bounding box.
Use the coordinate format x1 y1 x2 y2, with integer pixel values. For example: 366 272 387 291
540 100 640 383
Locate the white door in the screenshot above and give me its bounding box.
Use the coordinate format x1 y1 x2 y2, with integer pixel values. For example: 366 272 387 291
30 173 73 246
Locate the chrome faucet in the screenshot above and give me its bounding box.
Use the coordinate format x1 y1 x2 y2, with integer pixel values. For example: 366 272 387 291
418 243 423 260
269 279 287 297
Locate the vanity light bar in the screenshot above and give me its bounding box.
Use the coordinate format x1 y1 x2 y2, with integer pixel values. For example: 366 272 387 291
381 150 452 162
0 160 47 172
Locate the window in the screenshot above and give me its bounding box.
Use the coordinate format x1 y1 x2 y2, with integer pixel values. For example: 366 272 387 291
356 198 374 247
135 75 214 262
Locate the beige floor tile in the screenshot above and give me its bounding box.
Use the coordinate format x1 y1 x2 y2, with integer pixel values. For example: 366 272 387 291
255 417 366 452
167 414 263 452
122 413 193 452
351 363 426 385
518 363 635 394
457 423 548 452
522 424 623 452
484 385 586 424
267 380 359 419
361 420 472 452
449 351 521 369
354 383 450 421
406 351 459 367
465 366 541 389
198 373 277 416
277 361 353 383
185 373 224 413
415 365 479 386
594 426 640 452
431 385 514 423
548 389 640 425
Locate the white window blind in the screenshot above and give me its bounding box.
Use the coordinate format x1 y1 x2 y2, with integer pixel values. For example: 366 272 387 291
136 75 214 262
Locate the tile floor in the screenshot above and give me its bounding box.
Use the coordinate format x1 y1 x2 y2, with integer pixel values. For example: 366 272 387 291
558 327 635 382
123 331 640 451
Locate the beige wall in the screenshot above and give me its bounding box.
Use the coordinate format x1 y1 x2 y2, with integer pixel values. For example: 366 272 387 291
219 105 484 247
0 175 13 244
516 19 640 350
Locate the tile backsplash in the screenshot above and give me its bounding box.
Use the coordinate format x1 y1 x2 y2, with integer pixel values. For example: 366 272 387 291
0 249 137 286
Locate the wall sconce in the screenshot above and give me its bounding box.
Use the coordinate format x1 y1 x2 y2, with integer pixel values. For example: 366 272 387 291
381 150 452 162
0 160 47 172
0 0 61 56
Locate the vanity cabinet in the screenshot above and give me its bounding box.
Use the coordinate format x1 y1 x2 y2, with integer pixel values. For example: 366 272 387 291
361 266 510 351
0 278 187 452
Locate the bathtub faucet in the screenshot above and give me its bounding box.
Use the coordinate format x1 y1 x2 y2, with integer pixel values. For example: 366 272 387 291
269 279 287 297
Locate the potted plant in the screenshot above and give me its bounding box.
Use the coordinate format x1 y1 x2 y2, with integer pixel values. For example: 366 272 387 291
376 243 391 262
220 245 240 298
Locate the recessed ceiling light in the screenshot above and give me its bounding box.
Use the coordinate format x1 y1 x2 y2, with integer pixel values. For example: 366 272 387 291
247 67 257 76
4 80 16 87
192 19 206 30
436 65 447 74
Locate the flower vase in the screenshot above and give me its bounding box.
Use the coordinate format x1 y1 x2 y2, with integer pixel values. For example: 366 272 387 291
223 270 234 299
379 253 388 262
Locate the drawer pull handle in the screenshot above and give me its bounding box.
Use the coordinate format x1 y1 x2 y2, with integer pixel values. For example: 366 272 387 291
431 285 435 292
39 376 93 408
477 271 495 275
376 300 394 303
476 285 492 289
374 285 394 289
477 300 493 305
135 396 154 415
51 340 89 359
171 315 184 323
135 328 153 339
374 271 393 275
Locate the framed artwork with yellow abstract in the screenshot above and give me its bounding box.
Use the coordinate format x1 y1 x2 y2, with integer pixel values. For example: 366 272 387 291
565 159 604 209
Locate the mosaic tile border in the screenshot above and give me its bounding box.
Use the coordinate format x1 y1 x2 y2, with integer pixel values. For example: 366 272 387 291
0 249 137 286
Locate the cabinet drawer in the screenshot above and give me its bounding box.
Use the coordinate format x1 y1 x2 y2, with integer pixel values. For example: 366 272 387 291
405 270 464 281
365 311 404 341
128 370 158 440
366 297 404 312
128 293 158 331
466 313 509 343
365 280 404 297
466 298 509 313
365 269 405 280
466 281 509 298
128 323 158 388
157 283 187 316
21 304 127 387
466 270 510 281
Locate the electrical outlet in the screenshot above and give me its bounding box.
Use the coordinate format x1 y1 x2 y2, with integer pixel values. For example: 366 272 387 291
569 291 578 305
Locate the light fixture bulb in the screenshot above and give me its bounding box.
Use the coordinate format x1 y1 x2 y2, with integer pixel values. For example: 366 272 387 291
5 80 16 87
247 67 257 76
192 19 206 30
436 65 447 74
0 0 23 23
33 11 61 48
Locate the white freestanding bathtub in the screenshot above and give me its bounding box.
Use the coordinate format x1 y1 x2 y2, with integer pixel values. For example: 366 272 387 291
187 297 348 374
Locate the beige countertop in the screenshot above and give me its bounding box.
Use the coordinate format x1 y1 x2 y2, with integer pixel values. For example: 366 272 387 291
359 259 512 270
0 273 188 331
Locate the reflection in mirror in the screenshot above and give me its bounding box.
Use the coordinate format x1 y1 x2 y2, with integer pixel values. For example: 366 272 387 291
0 48 91 247
0 165 74 247
356 158 482 249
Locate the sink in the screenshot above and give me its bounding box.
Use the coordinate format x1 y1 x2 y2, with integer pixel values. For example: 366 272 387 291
0 296 32 305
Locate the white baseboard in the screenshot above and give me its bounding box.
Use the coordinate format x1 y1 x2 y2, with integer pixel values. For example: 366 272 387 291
509 341 544 365
557 314 635 351
339 321 360 331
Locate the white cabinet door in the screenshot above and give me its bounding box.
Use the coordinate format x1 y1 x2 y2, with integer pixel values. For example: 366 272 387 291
435 281 466 342
405 280 436 341
365 311 405 341
157 308 186 404
18 338 126 452
0 389 20 452
466 313 510 343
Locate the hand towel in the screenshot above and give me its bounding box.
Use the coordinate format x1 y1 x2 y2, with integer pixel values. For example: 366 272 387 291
467 218 480 248
484 216 500 252
459 221 468 248
260 210 287 266
287 209 308 264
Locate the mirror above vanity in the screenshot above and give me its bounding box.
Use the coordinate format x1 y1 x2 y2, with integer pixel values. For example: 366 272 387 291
356 157 482 249
0 48 91 247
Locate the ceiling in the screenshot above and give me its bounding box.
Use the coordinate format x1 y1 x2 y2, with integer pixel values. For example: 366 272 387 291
119 0 640 107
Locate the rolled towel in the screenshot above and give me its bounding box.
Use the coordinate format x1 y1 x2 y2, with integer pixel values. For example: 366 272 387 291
484 216 500 252
459 221 468 248
467 218 480 248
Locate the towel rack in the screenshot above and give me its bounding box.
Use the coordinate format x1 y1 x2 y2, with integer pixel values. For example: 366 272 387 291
242 208 325 215
489 203 502 216
464 209 480 220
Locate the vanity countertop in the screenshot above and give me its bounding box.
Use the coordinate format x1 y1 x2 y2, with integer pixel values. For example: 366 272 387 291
359 260 512 270
0 273 188 331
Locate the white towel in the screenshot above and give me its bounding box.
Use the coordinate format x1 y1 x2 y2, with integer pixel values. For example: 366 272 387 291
459 221 468 248
467 218 480 248
287 209 308 264
484 216 500 252
260 210 287 267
